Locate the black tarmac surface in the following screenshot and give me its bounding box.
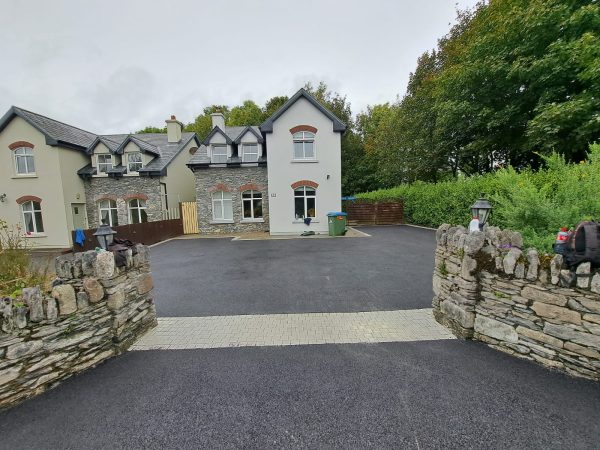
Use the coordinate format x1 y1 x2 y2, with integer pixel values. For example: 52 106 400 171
150 226 437 317
1 340 598 449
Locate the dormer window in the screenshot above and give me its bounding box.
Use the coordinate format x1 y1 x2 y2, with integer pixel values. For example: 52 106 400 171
97 154 113 173
127 152 143 172
14 147 35 175
211 145 227 164
242 144 259 163
293 131 315 160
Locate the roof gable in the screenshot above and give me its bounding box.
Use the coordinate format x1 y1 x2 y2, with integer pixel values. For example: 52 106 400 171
233 126 264 144
0 106 97 150
260 88 346 134
203 126 233 145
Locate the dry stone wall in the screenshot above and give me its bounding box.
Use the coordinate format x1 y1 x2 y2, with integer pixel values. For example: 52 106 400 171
0 245 157 408
433 224 600 381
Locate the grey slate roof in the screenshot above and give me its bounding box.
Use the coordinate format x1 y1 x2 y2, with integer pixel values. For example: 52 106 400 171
0 106 97 150
260 88 346 133
202 125 263 145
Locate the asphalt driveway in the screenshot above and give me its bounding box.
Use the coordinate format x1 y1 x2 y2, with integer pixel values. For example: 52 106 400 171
1 340 598 449
150 226 436 317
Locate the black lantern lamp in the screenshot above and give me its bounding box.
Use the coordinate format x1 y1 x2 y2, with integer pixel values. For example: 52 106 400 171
471 193 492 230
93 221 117 250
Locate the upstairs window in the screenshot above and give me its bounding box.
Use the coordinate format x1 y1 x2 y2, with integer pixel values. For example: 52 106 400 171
293 132 315 160
97 154 113 173
128 199 147 224
242 144 259 163
242 190 263 219
211 145 227 164
294 186 316 219
212 191 233 221
14 147 35 175
21 200 44 233
127 152 143 172
98 199 118 227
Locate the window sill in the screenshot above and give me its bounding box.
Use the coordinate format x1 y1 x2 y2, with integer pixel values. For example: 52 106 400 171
123 173 140 177
241 218 265 223
291 160 319 163
241 162 259 166
92 174 110 178
210 220 234 224
293 219 319 224
11 174 37 179
22 233 46 238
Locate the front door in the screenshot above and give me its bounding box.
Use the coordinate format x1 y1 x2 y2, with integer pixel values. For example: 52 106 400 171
71 204 87 230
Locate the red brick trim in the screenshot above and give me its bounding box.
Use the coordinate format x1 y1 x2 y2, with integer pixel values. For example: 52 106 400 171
15 195 42 205
9 141 34 150
291 180 319 190
290 125 317 134
209 183 231 193
189 147 198 155
95 195 118 202
123 193 149 201
239 183 262 192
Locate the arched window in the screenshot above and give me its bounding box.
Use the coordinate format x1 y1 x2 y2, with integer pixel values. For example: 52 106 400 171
14 147 35 175
292 131 315 160
128 199 147 224
98 199 118 227
294 186 316 219
242 190 263 219
212 191 233 221
21 200 44 233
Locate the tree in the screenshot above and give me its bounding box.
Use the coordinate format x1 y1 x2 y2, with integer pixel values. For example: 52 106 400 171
262 96 288 121
136 126 166 134
228 100 264 126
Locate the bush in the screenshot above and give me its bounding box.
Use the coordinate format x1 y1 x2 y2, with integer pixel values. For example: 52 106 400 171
356 144 600 251
0 220 51 297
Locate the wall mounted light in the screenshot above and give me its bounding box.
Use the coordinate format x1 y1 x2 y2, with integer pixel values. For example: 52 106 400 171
0 194 6 202
470 193 492 230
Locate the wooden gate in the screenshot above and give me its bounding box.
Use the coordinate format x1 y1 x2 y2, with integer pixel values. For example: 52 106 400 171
346 201 404 226
180 202 199 234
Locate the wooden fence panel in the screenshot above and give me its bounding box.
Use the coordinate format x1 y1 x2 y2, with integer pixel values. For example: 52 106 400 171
72 218 184 252
180 202 199 234
346 202 404 226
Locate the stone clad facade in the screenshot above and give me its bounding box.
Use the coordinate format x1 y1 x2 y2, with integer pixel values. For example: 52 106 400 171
193 166 269 233
84 177 163 227
433 224 600 380
0 246 157 409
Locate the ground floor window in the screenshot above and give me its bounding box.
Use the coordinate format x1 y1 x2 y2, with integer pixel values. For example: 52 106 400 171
294 186 316 219
98 199 118 226
212 191 233 221
129 199 148 224
242 190 262 219
21 200 44 233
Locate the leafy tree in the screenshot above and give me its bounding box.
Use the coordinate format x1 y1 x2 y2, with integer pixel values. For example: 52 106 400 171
136 126 166 134
228 100 264 127
262 96 289 122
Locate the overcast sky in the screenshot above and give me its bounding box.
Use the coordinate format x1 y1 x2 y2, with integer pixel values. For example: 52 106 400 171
0 0 479 134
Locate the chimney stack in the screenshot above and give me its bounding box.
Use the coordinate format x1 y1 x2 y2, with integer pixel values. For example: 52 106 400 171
211 113 225 129
165 115 183 143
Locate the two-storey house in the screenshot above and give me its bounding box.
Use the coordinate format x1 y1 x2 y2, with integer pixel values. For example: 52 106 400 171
0 107 199 249
188 88 346 235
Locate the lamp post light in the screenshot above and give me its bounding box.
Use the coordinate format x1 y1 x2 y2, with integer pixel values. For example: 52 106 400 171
470 193 492 230
93 220 117 250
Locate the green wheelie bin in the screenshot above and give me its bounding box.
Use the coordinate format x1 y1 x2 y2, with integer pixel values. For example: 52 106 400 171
327 212 348 236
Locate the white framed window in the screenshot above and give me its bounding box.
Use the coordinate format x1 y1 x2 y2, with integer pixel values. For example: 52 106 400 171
98 199 118 227
128 199 148 224
211 145 228 164
241 144 259 163
242 190 263 219
127 152 143 172
21 201 44 233
293 131 315 160
14 147 35 175
294 186 316 219
212 191 233 221
97 154 113 173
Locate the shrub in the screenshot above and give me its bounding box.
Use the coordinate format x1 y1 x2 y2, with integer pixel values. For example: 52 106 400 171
356 144 600 251
0 220 51 297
